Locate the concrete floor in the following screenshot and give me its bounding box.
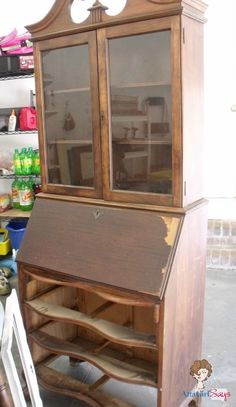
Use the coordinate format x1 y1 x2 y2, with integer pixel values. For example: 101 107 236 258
0 268 235 407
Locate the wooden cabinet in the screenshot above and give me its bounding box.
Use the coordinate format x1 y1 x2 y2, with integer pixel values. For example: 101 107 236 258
17 1 208 407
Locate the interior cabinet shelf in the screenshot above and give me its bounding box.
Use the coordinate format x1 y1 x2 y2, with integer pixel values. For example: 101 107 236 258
25 269 156 307
47 87 90 94
111 81 170 89
36 364 137 407
112 115 147 122
45 110 58 117
48 139 92 145
113 138 171 145
30 330 157 387
26 298 157 350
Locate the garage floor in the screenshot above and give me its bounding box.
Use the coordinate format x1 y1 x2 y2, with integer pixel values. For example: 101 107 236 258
0 268 235 407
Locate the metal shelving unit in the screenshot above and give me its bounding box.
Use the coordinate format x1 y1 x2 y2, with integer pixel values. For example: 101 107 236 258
0 174 40 179
0 72 34 81
0 130 38 135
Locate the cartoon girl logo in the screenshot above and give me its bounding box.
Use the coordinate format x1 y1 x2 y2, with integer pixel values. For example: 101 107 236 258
190 359 212 391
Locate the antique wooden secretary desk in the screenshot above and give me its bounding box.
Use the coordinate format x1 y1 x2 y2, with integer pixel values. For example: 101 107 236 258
17 1 208 406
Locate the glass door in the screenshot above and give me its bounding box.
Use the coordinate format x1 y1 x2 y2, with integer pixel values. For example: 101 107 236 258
36 31 102 198
99 17 181 206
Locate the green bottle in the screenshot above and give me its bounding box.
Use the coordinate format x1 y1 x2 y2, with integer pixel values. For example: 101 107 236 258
22 147 33 175
20 148 27 175
13 149 21 175
11 178 20 209
19 179 34 211
33 149 40 175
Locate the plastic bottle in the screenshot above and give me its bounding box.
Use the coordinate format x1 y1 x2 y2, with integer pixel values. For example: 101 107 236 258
24 147 34 175
28 177 35 200
19 179 34 211
8 109 17 132
33 149 40 175
20 148 27 175
11 178 21 209
13 148 21 175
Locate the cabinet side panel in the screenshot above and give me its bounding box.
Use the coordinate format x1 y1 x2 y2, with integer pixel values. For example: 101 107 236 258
159 205 207 407
182 16 205 206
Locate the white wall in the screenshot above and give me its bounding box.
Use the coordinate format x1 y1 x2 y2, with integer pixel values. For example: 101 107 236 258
0 0 236 200
0 1 55 34
204 0 236 198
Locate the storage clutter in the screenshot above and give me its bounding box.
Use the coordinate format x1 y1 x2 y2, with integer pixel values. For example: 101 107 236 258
0 29 34 77
0 107 37 133
6 107 37 132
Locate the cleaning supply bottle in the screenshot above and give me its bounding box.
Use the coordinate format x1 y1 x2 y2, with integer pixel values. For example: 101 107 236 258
8 109 17 132
11 178 20 209
33 149 40 175
19 179 34 211
13 148 21 175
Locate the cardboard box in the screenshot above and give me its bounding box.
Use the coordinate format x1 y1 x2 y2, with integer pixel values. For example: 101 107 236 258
19 55 34 70
0 194 11 212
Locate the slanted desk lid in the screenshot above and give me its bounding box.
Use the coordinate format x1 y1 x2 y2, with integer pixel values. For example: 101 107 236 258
17 198 182 300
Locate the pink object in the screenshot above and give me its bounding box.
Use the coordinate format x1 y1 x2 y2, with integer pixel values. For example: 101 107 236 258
19 55 34 69
6 47 33 55
0 30 32 55
1 32 31 47
19 107 37 130
0 29 18 46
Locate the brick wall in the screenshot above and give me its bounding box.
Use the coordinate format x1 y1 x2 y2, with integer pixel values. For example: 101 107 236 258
207 220 236 269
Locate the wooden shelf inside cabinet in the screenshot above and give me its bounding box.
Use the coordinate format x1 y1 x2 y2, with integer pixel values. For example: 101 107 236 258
36 364 137 407
111 81 170 89
0 208 31 218
30 331 157 387
46 87 90 94
112 114 148 122
112 138 171 145
45 110 57 117
26 298 156 350
48 139 92 145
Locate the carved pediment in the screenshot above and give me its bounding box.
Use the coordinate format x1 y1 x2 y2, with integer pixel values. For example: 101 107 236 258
26 0 207 40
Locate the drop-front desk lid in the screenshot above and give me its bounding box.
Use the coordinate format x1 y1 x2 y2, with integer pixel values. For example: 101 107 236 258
17 198 183 301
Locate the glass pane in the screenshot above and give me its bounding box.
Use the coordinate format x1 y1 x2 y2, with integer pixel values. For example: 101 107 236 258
108 31 172 195
41 44 94 187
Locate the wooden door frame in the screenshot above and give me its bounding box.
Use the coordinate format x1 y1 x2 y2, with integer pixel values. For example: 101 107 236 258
34 31 103 198
98 16 182 207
